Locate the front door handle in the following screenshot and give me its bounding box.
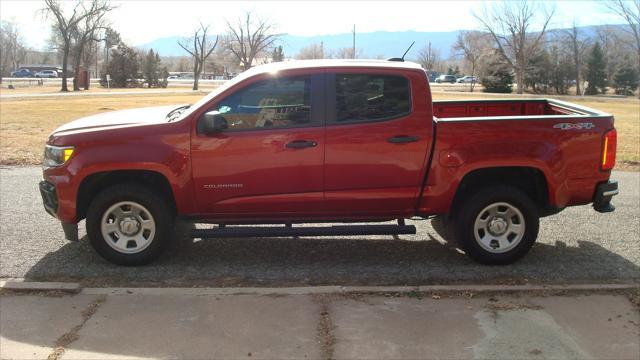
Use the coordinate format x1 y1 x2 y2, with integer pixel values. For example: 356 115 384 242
286 140 318 149
387 135 419 144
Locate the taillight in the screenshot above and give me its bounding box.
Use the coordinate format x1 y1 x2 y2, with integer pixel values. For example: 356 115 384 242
601 129 617 171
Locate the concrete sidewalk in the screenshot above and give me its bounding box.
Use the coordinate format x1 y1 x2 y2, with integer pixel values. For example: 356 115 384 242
1 289 638 360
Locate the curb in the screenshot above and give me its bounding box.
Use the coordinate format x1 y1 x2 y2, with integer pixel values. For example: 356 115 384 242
0 280 81 293
1 280 636 296
80 283 639 296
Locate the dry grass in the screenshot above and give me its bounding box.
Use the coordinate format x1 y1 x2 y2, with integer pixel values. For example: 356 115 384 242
0 84 216 95
0 90 638 170
0 93 203 164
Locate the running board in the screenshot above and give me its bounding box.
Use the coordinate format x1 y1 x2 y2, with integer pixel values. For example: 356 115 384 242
191 224 417 239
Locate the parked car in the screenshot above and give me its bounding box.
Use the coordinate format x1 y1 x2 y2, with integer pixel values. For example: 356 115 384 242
40 59 618 266
435 74 457 83
10 69 34 77
456 76 478 83
35 70 58 78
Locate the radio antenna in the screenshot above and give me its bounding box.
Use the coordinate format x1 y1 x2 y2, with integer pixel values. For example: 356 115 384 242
401 41 415 60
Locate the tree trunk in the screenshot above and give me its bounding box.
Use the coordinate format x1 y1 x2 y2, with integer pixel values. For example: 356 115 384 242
516 68 524 94
193 61 200 91
470 63 476 92
574 52 581 96
61 45 70 92
73 57 81 91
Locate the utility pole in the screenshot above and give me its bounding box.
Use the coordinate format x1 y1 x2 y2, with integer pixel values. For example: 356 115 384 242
352 24 356 59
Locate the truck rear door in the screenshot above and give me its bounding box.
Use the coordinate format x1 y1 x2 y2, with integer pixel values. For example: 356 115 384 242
323 69 434 216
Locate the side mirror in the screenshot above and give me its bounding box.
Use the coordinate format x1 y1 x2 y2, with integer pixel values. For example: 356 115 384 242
199 111 228 134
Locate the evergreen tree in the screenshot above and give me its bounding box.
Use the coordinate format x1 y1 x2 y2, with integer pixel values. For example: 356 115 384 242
447 66 461 76
613 61 639 96
272 45 284 62
585 42 607 95
142 49 165 88
524 49 552 93
481 61 513 93
102 43 139 88
548 45 572 95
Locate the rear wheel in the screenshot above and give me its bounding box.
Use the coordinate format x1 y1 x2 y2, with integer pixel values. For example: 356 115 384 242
453 186 539 265
430 215 453 242
86 183 174 265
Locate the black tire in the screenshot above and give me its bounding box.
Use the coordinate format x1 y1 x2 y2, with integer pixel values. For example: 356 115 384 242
86 183 174 266
453 186 539 265
430 215 453 242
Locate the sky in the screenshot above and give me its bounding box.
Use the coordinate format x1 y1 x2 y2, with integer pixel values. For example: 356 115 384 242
0 0 627 51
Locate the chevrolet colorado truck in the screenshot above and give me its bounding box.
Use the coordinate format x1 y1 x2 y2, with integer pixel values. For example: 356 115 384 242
40 59 618 266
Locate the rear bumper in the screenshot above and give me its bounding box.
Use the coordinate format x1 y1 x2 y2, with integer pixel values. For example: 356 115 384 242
593 180 618 213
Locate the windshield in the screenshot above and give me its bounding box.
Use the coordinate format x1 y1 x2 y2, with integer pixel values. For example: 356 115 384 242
172 68 261 122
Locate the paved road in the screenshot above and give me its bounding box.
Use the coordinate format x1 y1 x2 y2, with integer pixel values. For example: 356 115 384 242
1 167 638 286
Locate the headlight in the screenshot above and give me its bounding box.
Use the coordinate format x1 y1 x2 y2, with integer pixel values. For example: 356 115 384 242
43 145 75 168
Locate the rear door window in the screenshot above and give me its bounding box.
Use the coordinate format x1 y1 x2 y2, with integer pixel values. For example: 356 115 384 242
332 74 411 123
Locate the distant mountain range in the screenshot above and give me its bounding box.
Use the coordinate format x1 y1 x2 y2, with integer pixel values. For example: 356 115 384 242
138 24 625 60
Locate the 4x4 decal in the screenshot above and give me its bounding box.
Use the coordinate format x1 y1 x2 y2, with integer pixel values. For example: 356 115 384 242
553 122 595 130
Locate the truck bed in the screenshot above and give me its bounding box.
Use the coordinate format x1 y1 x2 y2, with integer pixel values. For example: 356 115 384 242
433 98 607 119
420 98 614 216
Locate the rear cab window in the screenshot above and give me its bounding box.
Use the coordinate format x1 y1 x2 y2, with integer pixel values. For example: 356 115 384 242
329 73 412 124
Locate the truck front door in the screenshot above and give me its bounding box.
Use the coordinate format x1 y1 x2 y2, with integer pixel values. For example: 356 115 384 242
191 72 325 218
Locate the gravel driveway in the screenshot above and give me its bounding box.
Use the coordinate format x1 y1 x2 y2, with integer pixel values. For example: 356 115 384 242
1 166 638 287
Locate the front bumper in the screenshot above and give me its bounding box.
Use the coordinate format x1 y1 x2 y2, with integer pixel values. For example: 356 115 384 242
39 180 79 241
39 180 58 216
593 180 618 213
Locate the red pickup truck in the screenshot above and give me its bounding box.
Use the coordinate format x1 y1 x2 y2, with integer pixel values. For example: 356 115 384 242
40 60 618 266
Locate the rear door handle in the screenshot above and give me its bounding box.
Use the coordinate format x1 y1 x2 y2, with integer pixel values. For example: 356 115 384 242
286 140 318 149
387 135 419 144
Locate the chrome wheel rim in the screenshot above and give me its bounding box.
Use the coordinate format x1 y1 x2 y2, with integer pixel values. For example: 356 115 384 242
101 201 155 254
473 202 525 254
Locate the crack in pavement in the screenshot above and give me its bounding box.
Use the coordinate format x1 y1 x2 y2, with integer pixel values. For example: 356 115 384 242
47 295 106 360
313 294 336 360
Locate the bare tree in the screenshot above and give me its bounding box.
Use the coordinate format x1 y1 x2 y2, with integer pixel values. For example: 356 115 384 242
179 23 218 90
474 0 555 94
225 11 279 70
606 0 640 67
453 31 490 92
70 6 110 90
416 42 440 71
597 25 628 82
0 21 26 78
295 43 325 60
42 0 113 91
331 47 362 59
564 22 591 95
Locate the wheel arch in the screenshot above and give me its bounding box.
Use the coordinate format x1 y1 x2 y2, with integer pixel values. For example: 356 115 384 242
450 166 553 218
76 169 177 221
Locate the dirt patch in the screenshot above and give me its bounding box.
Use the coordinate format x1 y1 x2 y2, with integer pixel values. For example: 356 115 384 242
312 294 337 360
627 287 640 312
0 289 74 297
47 295 106 360
485 299 544 317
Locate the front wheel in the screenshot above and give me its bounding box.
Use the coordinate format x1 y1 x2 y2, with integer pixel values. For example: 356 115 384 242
86 183 174 265
453 186 539 265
